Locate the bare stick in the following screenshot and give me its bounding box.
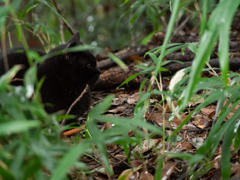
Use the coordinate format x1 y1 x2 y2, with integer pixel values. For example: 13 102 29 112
1 26 9 72
60 20 65 42
61 84 89 126
52 0 74 35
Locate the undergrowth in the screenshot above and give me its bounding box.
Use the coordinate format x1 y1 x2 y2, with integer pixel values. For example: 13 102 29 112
1 0 240 179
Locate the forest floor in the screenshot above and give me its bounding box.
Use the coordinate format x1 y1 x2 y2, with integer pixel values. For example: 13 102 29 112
63 19 240 180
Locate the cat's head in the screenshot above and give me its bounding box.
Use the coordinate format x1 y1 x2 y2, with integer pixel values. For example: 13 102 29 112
49 33 100 87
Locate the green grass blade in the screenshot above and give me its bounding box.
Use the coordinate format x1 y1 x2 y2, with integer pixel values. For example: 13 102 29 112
50 141 90 180
196 98 240 157
183 0 240 107
200 0 207 37
88 95 114 117
118 72 141 88
155 156 164 179
154 0 181 76
217 0 239 84
0 166 15 180
221 122 235 179
107 52 128 70
0 121 40 135
87 119 113 176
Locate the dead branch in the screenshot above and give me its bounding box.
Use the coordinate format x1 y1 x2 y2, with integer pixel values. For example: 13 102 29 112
162 58 240 76
94 58 240 90
93 66 145 90
52 0 74 35
61 84 89 126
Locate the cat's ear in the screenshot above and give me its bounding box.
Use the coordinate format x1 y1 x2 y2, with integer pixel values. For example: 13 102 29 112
64 32 82 63
66 32 81 48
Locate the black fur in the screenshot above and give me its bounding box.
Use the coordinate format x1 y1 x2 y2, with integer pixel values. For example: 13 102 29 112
0 33 100 122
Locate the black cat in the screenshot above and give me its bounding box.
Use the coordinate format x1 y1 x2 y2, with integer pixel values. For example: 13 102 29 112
0 33 101 123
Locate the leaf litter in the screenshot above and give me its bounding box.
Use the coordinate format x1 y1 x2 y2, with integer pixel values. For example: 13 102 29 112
65 16 240 180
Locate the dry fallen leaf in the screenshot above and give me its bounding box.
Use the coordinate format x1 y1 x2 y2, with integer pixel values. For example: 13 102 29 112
127 92 140 105
107 106 127 113
134 139 160 153
118 167 141 180
139 170 154 180
194 114 210 129
201 106 216 118
162 161 177 180
181 141 194 151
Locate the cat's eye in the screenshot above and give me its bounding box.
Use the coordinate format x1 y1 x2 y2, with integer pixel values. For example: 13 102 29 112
86 64 91 68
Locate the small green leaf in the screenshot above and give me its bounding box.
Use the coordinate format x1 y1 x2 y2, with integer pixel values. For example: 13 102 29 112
148 53 159 64
107 52 128 70
141 32 154 45
118 72 140 88
0 66 21 91
233 122 240 150
33 24 41 34
129 5 145 24
0 121 40 135
50 141 90 180
0 7 9 30
0 166 15 180
88 95 114 118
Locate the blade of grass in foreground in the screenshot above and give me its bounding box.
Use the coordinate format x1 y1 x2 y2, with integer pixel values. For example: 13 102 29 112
153 0 180 78
50 141 90 180
182 0 240 107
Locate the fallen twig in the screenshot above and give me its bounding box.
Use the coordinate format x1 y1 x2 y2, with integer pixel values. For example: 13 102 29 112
52 0 74 35
61 125 86 137
61 84 89 126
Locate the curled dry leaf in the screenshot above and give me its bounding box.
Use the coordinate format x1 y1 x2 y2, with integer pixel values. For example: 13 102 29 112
134 139 161 153
139 170 154 180
162 161 177 180
131 160 144 168
201 106 216 118
107 106 127 114
230 164 240 178
127 92 140 105
112 94 128 106
118 167 141 180
145 112 171 128
194 114 211 129
181 141 194 151
212 155 221 169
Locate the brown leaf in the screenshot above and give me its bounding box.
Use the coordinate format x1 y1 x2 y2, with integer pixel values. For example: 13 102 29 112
127 92 140 105
181 142 194 151
139 170 154 180
165 101 178 112
201 106 216 118
131 160 144 167
231 164 240 178
162 161 177 180
118 167 141 180
112 94 128 106
223 101 240 119
146 112 171 128
134 139 160 153
107 106 127 113
194 115 210 129
129 55 142 61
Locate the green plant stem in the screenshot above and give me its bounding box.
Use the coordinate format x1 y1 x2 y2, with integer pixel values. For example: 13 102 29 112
153 0 180 79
